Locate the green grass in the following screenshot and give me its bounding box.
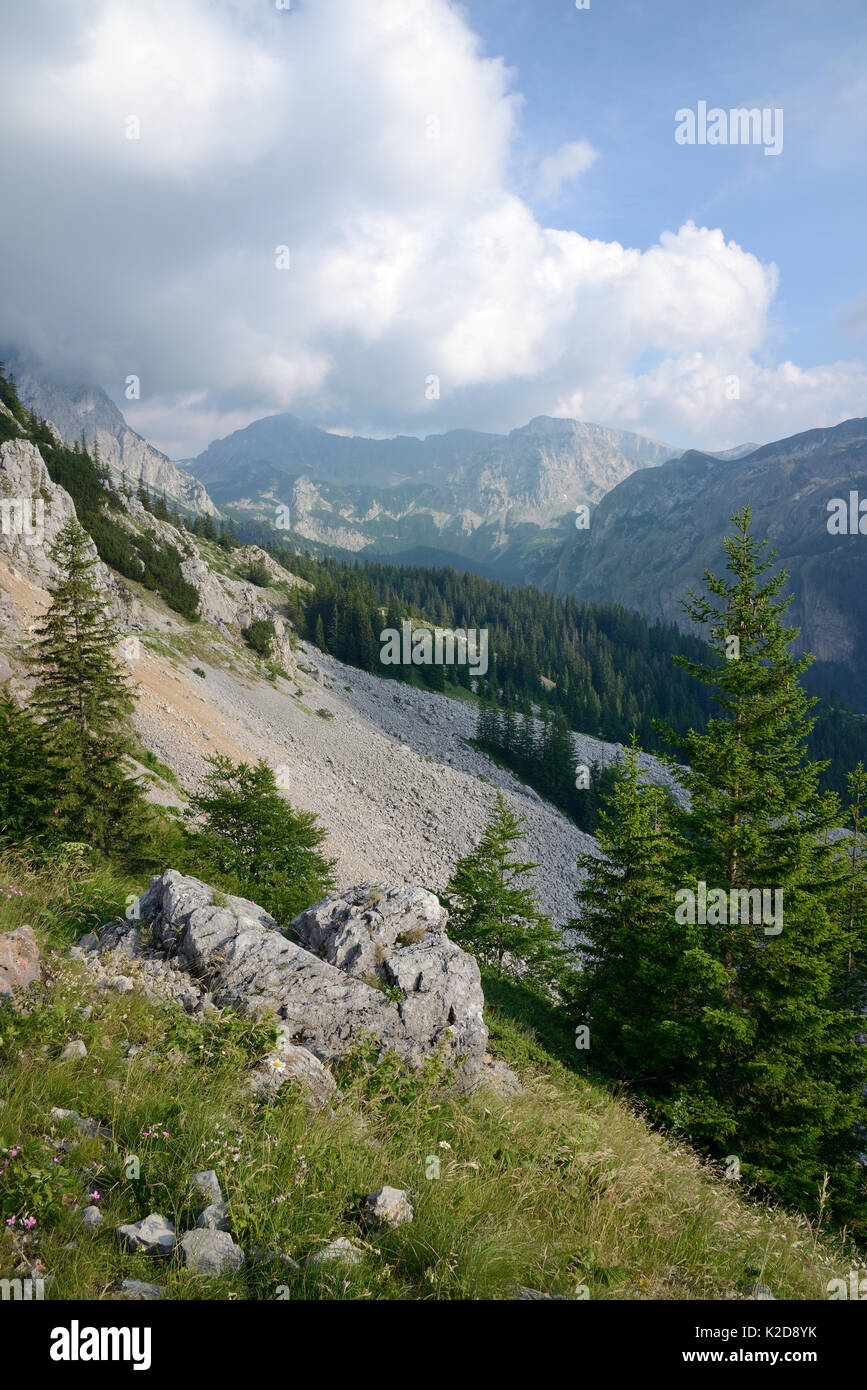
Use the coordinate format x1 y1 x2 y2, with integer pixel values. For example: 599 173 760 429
0 853 862 1301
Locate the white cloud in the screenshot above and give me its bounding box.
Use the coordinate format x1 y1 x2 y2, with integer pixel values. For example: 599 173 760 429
0 0 862 457
534 139 599 202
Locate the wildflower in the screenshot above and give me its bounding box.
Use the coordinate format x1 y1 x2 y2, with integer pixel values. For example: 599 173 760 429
89 1191 100 1203
438 1141 452 1151
23 1216 36 1230
5 1216 15 1227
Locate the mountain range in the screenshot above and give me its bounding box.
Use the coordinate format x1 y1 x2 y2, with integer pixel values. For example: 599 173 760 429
5 349 867 710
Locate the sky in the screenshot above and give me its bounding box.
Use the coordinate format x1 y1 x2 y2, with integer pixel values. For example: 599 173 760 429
0 0 865 460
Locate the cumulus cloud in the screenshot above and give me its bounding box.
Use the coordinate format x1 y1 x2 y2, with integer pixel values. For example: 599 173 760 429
0 0 863 458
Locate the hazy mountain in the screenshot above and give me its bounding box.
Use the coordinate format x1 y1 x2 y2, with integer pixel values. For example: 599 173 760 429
192 412 676 577
551 416 867 708
2 349 218 515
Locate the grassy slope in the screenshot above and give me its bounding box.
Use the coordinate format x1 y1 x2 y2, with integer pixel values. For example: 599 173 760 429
0 854 860 1302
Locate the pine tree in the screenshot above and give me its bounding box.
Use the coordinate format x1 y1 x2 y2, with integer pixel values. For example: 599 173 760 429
186 756 336 922
27 519 148 857
835 763 867 1014
568 742 709 1094
444 790 564 986
663 507 866 1213
0 686 49 844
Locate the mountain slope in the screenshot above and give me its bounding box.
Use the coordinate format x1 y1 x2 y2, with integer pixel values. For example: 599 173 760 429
550 417 867 707
2 349 218 515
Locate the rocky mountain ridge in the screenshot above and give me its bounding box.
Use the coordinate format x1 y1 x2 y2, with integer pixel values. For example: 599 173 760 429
1 351 218 516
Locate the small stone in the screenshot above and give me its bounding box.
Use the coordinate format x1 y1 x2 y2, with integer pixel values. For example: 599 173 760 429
196 1201 230 1232
306 1237 363 1268
60 1040 88 1060
250 1249 301 1272
745 1282 775 1300
79 1205 103 1228
362 1186 414 1230
180 1228 244 1276
116 1213 176 1257
190 1170 223 1204
106 976 135 994
49 1107 112 1141
78 932 100 952
118 1280 165 1300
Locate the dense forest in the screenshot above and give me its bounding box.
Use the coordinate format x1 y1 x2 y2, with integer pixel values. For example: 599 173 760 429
271 545 867 801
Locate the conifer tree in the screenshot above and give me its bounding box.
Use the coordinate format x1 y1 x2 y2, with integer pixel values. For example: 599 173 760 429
662 508 865 1212
444 790 564 986
0 686 49 844
186 755 335 922
834 763 867 1014
568 742 710 1094
28 519 147 856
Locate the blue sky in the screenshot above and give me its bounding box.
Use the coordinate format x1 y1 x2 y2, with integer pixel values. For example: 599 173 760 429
0 0 864 457
466 0 867 367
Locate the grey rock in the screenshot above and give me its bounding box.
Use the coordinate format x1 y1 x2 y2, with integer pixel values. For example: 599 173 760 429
78 932 100 952
479 1058 522 1097
190 1170 223 1205
745 1283 775 1300
195 1201 230 1232
105 975 135 994
247 1039 337 1108
180 1228 245 1276
118 1280 165 1301
116 1213 176 1257
79 1205 104 1228
250 1249 301 1272
60 1040 88 1060
305 1237 364 1268
115 871 488 1092
362 1186 414 1230
0 924 40 1004
49 1107 112 1141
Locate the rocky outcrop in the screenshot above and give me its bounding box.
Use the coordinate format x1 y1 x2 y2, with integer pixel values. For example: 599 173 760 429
0 923 40 1004
100 870 488 1091
0 437 140 649
178 548 298 674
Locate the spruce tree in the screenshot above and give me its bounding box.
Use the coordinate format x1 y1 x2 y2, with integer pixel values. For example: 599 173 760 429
0 686 49 845
186 755 336 921
835 763 867 1014
663 507 865 1213
568 742 709 1094
28 519 147 857
444 790 564 986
